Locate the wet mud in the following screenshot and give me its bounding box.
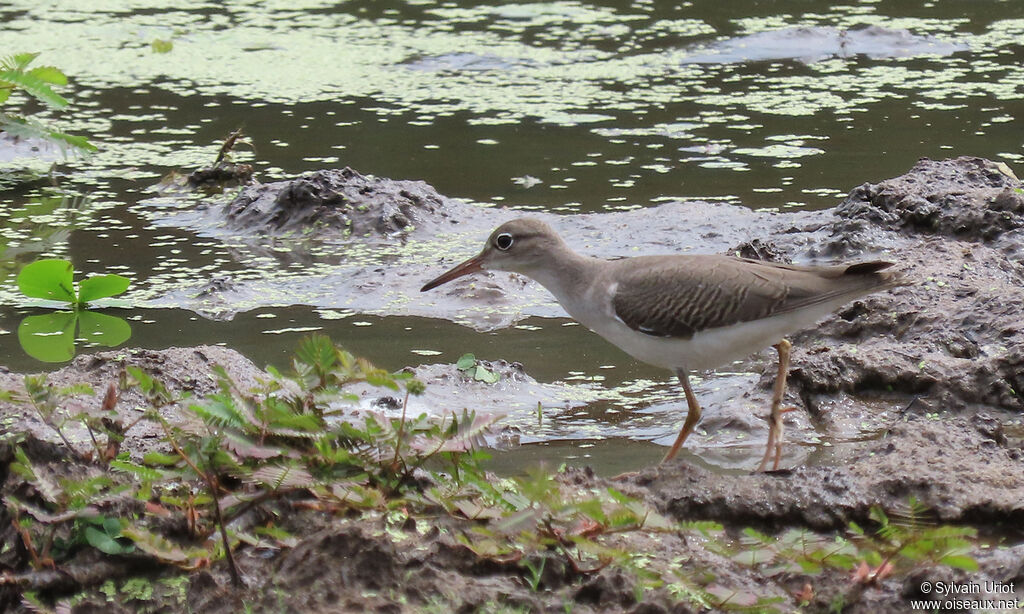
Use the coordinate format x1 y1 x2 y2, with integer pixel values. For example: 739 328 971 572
4 156 1024 611
682 25 968 64
222 167 462 238
2 343 1021 612
196 154 1024 466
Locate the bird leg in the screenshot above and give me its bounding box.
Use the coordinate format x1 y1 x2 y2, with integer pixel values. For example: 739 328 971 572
757 338 792 472
662 369 702 463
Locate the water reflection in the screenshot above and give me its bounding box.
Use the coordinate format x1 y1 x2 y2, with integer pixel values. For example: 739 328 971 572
0 192 88 288
17 309 131 363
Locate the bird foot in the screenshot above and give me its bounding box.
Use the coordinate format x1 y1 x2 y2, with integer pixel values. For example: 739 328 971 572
610 470 642 482
761 405 799 421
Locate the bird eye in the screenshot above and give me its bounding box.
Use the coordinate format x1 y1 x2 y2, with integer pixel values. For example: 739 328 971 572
494 233 514 251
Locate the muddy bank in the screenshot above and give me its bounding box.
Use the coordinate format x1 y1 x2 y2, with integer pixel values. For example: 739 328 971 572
192 156 1024 441
5 156 1024 612
1 343 1022 613
632 417 1024 531
0 346 268 460
786 157 1024 415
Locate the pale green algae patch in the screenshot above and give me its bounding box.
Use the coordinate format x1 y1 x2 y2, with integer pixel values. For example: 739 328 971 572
2 2 1010 132
4 0 1022 205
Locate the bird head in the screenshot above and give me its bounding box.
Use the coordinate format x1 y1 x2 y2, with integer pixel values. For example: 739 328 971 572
420 217 564 291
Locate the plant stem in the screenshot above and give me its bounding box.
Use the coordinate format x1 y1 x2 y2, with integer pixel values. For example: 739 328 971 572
158 419 242 587
391 389 411 471
209 474 243 588
51 426 79 458
85 422 103 460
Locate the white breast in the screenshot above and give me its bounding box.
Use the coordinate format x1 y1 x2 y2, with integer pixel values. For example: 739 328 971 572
556 281 850 372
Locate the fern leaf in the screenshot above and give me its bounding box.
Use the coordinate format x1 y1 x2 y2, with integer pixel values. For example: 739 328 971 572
0 70 68 107
940 554 978 571
250 464 314 490
295 334 337 372
26 65 67 86
188 395 247 431
222 430 287 460
49 131 97 152
109 459 165 482
58 383 95 397
10 446 38 481
1 53 39 70
414 410 500 453
121 527 190 564
680 519 725 535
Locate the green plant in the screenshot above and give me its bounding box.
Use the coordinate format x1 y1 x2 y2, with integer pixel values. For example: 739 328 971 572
17 375 95 452
151 39 174 54
17 259 129 308
14 258 131 361
111 335 495 586
0 52 95 154
848 499 978 580
521 557 546 592
456 353 500 383
6 446 135 569
702 497 980 612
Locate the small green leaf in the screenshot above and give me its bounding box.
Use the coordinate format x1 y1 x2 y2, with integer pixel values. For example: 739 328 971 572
0 69 68 108
109 459 164 481
295 334 336 371
456 353 476 371
940 554 979 571
605 487 633 504
78 274 130 303
101 516 122 535
18 312 77 362
122 528 189 563
49 131 97 153
85 526 131 555
473 366 500 384
77 311 131 348
26 65 67 86
4 53 39 70
18 259 76 303
405 378 426 396
151 39 174 53
143 451 182 466
365 370 399 390
730 547 774 566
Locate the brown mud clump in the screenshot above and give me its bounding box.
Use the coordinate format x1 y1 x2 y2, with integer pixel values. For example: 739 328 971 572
789 157 1024 414
223 167 462 237
835 156 1024 243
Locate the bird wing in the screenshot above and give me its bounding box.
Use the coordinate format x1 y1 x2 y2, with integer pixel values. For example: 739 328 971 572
610 255 896 339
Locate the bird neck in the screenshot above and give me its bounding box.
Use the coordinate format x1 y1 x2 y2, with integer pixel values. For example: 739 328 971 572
523 244 602 304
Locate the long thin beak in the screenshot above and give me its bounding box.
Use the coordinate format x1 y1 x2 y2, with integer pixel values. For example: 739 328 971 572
420 254 485 291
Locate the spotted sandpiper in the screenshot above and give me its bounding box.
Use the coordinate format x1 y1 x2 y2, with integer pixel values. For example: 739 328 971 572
421 218 905 470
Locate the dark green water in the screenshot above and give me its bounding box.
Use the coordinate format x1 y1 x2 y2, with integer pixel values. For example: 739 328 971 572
2 0 1022 471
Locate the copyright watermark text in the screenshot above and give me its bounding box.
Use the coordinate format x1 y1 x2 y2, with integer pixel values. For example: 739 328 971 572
912 580 1021 611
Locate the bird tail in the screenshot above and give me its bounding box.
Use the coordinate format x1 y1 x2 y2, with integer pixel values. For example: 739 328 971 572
842 261 911 289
